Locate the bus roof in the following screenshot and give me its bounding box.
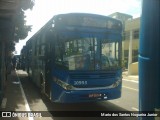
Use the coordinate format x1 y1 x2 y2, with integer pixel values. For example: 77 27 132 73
53 13 122 23
27 13 122 41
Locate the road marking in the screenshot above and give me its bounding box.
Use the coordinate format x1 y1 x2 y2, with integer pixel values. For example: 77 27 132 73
132 107 138 111
16 71 34 120
1 98 7 108
122 85 138 91
123 79 139 83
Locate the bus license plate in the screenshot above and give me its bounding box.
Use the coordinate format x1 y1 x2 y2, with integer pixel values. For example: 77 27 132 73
89 93 101 98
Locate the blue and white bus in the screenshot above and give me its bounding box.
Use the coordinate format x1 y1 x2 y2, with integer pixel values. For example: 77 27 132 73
22 13 122 103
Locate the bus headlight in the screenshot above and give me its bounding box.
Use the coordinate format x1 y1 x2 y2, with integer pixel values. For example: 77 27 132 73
65 85 75 90
113 78 122 88
54 78 75 90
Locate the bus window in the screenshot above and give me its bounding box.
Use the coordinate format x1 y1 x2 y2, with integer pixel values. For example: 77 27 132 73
55 37 121 71
101 40 119 69
55 41 64 66
63 38 95 70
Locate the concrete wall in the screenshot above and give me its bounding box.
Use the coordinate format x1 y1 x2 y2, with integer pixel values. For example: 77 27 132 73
128 62 138 75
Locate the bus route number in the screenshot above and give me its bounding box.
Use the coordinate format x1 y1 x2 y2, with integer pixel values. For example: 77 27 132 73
74 81 87 85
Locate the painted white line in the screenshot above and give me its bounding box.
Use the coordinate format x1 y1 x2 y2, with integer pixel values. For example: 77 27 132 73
16 71 34 120
132 107 138 111
122 85 138 92
123 79 139 83
1 98 7 108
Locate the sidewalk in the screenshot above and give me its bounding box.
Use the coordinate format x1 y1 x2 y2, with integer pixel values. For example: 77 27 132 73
0 70 54 120
0 70 29 120
122 71 139 81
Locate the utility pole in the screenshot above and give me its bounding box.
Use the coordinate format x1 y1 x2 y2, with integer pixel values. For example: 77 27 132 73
139 0 160 120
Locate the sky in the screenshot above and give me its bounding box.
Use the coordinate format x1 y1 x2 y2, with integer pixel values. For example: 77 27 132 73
15 0 142 55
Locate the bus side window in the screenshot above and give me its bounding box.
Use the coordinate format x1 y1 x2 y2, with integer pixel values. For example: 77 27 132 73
55 40 66 67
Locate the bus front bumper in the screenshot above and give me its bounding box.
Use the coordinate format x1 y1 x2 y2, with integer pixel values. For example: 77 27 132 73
53 86 121 103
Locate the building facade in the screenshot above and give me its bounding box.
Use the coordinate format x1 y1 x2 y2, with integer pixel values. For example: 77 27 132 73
109 12 140 74
123 17 140 65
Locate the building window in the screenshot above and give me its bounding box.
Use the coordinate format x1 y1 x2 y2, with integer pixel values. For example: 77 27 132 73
124 50 129 58
124 50 129 68
133 29 139 39
123 31 130 40
132 50 138 62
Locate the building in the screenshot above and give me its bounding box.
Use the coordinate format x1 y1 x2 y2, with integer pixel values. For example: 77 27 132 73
109 12 140 75
123 18 140 63
109 12 133 30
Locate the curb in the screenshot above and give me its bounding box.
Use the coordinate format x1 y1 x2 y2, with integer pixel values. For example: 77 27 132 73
122 75 139 81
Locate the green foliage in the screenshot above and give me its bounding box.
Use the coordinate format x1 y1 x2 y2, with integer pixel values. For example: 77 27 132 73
14 9 32 42
9 0 35 52
122 60 127 69
21 0 35 10
8 42 15 52
14 0 35 41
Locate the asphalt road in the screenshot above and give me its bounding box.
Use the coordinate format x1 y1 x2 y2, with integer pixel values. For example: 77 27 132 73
18 70 138 120
109 79 139 111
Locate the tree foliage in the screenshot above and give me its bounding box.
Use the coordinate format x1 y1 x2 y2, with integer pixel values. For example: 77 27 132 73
11 0 35 51
21 0 35 10
1 0 35 52
0 0 35 81
14 9 32 42
14 0 35 42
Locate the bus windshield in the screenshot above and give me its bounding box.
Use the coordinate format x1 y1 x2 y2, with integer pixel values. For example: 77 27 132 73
55 37 120 71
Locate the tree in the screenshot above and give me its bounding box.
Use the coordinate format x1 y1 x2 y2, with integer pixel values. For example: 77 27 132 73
21 0 35 10
14 9 32 42
10 0 35 51
4 0 35 75
0 0 35 103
